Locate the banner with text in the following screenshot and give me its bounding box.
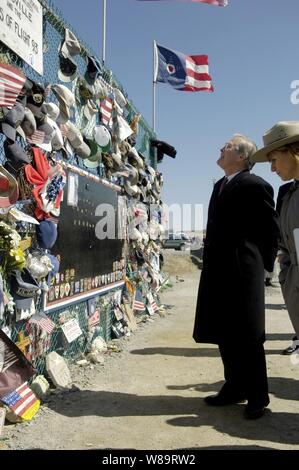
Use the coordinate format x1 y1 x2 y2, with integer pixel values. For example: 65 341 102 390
0 0 43 75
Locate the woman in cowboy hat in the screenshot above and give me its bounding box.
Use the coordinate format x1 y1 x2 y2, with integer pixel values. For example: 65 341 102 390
251 121 299 355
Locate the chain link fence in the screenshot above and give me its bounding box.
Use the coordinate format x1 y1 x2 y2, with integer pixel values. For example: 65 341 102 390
0 0 156 374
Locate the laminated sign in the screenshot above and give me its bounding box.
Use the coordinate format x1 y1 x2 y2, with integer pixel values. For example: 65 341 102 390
0 0 43 74
61 319 82 343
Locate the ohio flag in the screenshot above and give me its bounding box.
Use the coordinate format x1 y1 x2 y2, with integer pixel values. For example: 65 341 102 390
137 1 228 5
154 43 214 92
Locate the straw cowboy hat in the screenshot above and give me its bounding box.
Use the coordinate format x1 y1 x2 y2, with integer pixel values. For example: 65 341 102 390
251 121 299 163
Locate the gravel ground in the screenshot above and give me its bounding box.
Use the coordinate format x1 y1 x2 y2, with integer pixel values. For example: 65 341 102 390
1 251 299 450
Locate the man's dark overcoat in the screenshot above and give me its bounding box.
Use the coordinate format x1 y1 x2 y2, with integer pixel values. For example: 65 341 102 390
193 170 279 345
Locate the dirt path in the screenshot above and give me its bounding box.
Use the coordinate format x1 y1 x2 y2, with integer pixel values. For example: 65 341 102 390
2 252 299 450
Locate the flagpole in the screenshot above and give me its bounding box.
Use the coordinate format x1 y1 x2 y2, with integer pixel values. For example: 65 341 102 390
102 0 106 66
153 40 157 132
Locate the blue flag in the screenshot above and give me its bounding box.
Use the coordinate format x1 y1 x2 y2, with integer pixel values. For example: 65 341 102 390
154 43 214 92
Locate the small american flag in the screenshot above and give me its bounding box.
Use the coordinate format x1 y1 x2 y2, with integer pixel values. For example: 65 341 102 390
133 289 145 311
147 292 159 312
0 63 26 109
29 314 56 334
27 130 45 145
1 382 40 420
100 95 113 126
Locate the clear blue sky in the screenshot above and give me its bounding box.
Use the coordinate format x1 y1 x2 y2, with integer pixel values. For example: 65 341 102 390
52 0 299 228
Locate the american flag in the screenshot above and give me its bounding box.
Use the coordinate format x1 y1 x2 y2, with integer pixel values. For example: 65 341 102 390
1 382 40 420
133 289 145 311
100 95 113 126
27 130 45 145
29 314 56 334
0 63 26 109
147 292 159 312
137 0 228 5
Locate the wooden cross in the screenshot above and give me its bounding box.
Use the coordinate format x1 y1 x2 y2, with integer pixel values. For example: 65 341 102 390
16 331 31 360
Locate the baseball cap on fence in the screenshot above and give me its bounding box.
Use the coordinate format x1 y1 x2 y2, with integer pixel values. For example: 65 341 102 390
78 78 95 101
85 56 102 84
1 102 26 142
26 121 55 153
83 138 102 168
43 102 60 121
60 29 81 57
52 85 75 120
4 140 30 165
58 29 81 83
123 163 139 185
0 165 19 208
46 118 65 153
58 54 77 83
83 100 98 120
127 147 144 169
10 268 40 310
111 150 122 170
93 125 111 152
19 107 36 138
123 180 140 198
138 168 148 186
113 88 127 108
27 81 46 108
64 122 91 159
36 220 58 249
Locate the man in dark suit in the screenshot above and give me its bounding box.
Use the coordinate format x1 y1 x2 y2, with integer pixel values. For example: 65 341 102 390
193 134 279 419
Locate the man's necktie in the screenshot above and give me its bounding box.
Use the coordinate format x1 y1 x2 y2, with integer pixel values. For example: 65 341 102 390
292 180 299 191
219 177 228 195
